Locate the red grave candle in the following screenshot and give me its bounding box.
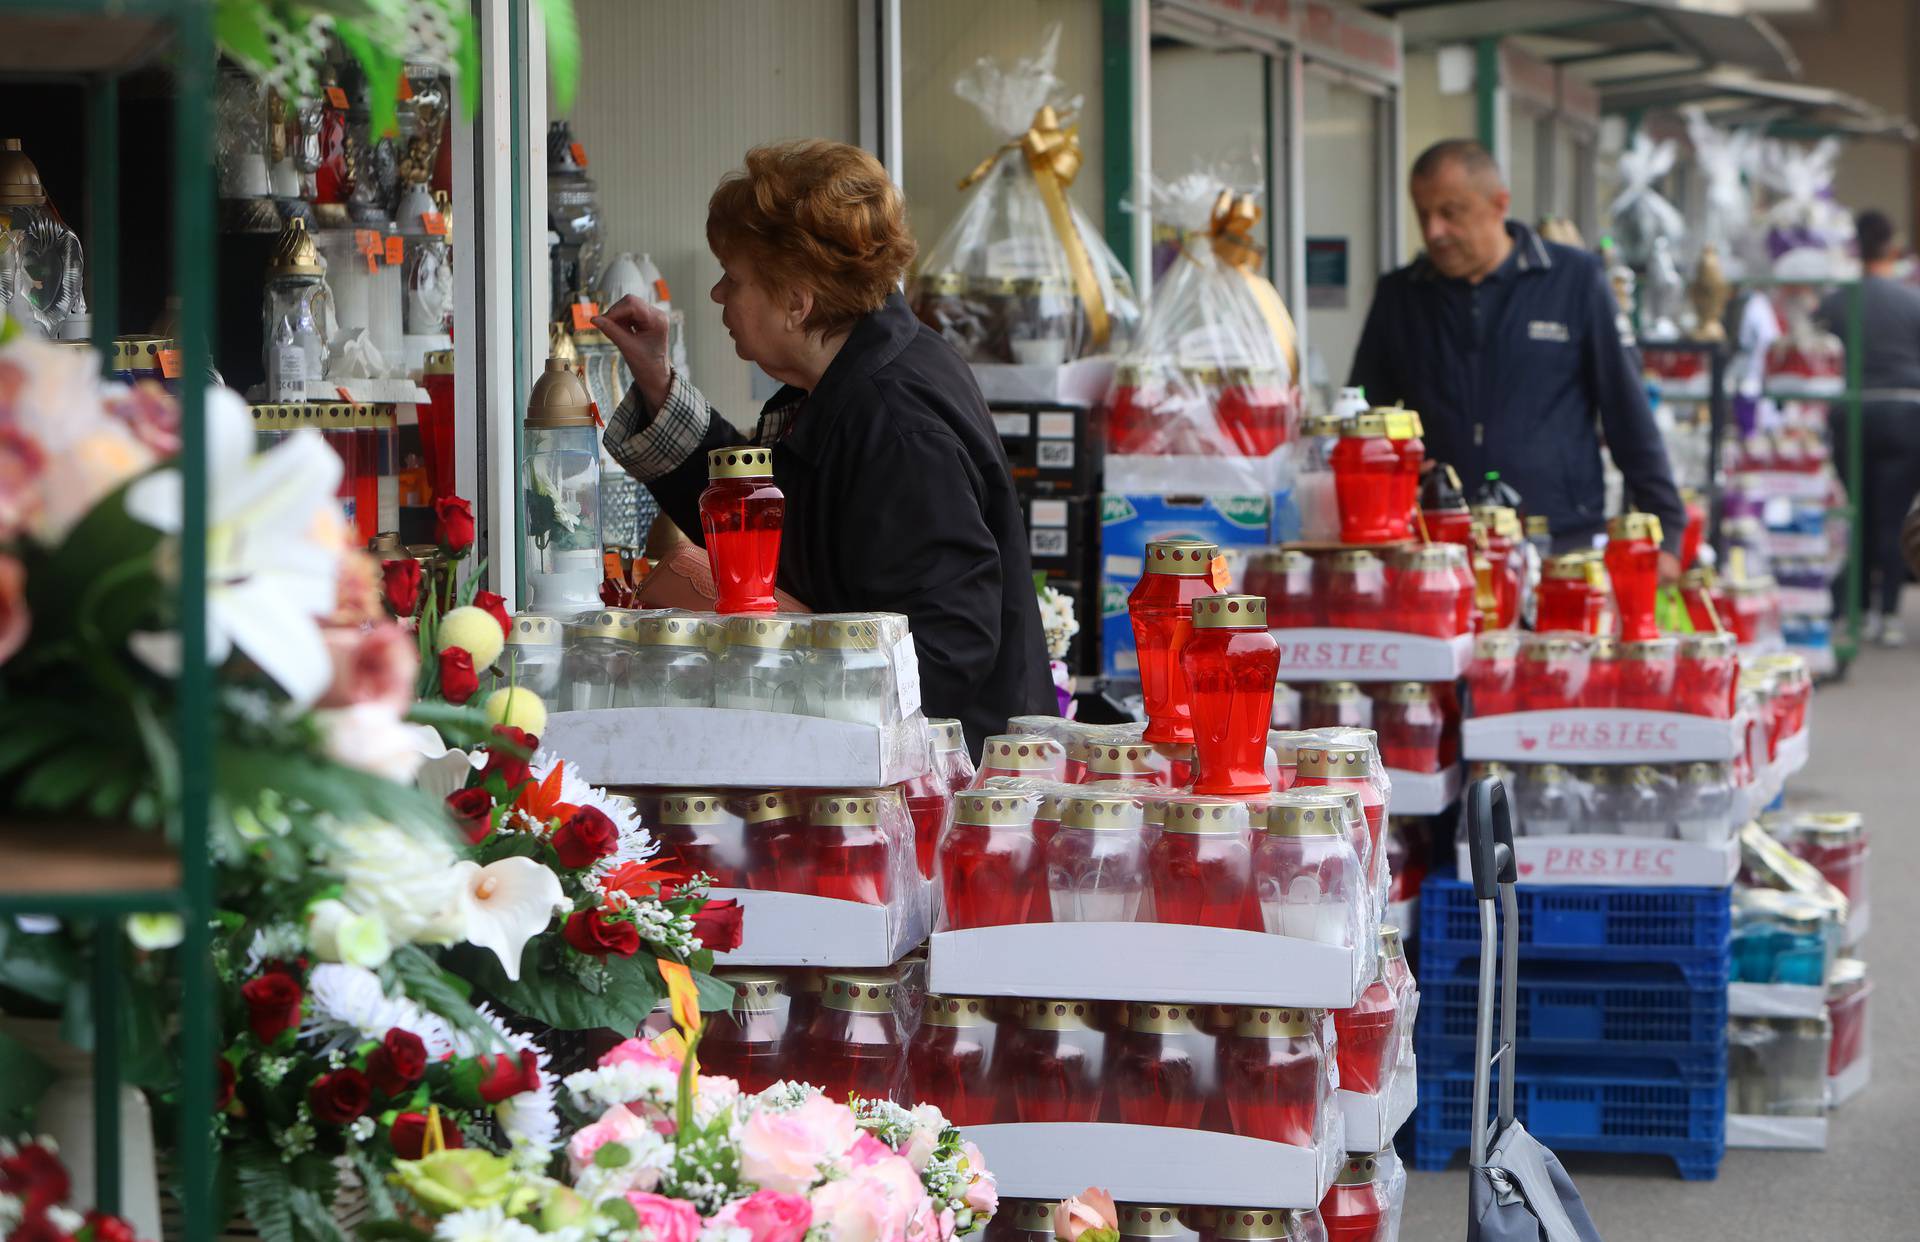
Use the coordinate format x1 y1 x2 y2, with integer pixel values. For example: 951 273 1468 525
1085 742 1171 787
1301 682 1371 732
1617 638 1678 710
699 446 785 614
1105 362 1165 455
654 792 747 888
1471 508 1523 630
1217 366 1290 456
1537 554 1600 634
1005 999 1107 1123
699 973 787 1094
975 735 1068 787
1825 960 1870 1080
1334 972 1399 1094
1323 550 1388 630
1247 548 1319 629
1149 799 1254 929
1375 683 1444 773
1294 743 1383 875
1332 412 1403 543
1218 1006 1324 1146
737 791 809 892
1110 1003 1218 1129
1604 512 1664 643
900 756 953 879
1466 631 1521 717
419 352 457 503
937 791 1040 930
1388 545 1466 637
1320 1153 1392 1242
808 793 892 906
1519 633 1590 711
793 971 903 1105
932 718 977 792
1385 411 1425 539
1180 595 1280 797
1581 636 1619 709
1130 540 1222 745
988 1201 1059 1242
908 995 1000 1126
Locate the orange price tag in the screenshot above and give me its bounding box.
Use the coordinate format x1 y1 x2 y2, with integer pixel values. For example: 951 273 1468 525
653 278 671 302
397 74 414 101
354 228 380 274
570 301 601 331
335 386 353 401
420 211 448 236
157 348 182 379
569 141 588 168
1209 555 1232 592
385 235 405 265
325 86 350 110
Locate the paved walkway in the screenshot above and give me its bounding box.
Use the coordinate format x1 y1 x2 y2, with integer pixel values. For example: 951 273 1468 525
1397 616 1920 1239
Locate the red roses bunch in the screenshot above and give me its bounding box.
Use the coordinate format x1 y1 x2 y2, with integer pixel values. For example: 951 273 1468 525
0 1138 146 1242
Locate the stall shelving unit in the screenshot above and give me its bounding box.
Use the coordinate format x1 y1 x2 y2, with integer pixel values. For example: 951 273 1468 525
0 0 217 1233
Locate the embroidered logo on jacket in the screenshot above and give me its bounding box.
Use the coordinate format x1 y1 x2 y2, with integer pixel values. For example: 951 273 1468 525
1528 320 1571 342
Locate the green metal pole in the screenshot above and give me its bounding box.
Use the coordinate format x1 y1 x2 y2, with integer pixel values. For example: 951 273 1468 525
1101 0 1136 286
172 0 217 1236
1475 37 1500 155
510 0 530 604
86 74 119 367
1844 282 1866 665
91 922 121 1215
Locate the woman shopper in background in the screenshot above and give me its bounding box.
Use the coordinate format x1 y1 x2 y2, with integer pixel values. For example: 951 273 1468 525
1819 209 1920 645
591 139 1053 749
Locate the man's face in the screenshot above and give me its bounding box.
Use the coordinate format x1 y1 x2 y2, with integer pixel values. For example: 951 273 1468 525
1411 160 1512 281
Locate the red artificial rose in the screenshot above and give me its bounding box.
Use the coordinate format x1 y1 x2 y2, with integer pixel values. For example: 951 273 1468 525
389 1111 465 1160
435 495 476 555
688 898 745 953
240 970 304 1045
309 1067 372 1124
562 907 641 958
482 726 536 788
473 590 511 635
438 646 478 705
447 787 495 844
551 806 619 869
0 1140 70 1215
10 1219 64 1242
366 1027 428 1096
454 1049 543 1105
83 1212 140 1242
215 1055 236 1112
380 558 422 617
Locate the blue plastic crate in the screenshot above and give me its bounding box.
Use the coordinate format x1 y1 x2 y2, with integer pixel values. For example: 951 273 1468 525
1412 1054 1725 1181
1419 874 1730 983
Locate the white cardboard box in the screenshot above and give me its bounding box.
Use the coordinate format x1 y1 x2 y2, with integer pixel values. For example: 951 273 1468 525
1774 728 1810 779
1733 471 1833 502
1268 629 1473 683
959 1121 1341 1208
540 708 931 788
1829 1052 1871 1107
1725 1113 1828 1150
929 923 1362 1007
306 377 431 403
1462 710 1745 764
969 358 1115 408
1104 453 1294 496
1458 834 1738 888
708 887 929 968
1388 765 1462 817
1337 1058 1416 1152
1728 982 1826 1019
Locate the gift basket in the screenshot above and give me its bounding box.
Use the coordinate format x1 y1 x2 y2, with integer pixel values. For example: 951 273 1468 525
908 26 1139 366
1607 132 1686 270
1101 170 1302 495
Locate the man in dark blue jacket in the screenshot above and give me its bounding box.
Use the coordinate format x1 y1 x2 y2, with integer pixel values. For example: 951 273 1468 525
1350 139 1685 578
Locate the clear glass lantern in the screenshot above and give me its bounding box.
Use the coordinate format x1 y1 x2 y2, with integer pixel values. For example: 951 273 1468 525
806 616 896 726
262 218 331 403
629 614 714 708
502 613 565 708
714 615 810 714
523 355 604 612
560 610 640 711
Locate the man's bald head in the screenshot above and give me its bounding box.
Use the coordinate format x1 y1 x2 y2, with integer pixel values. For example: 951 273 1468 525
1409 138 1513 282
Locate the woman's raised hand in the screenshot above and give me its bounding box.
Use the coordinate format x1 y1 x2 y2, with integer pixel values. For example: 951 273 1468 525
592 295 674 409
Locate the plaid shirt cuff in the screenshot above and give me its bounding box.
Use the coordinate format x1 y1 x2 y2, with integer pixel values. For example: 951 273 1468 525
603 370 714 483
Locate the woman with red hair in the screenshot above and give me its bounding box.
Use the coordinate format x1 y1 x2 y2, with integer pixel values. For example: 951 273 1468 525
594 140 1052 750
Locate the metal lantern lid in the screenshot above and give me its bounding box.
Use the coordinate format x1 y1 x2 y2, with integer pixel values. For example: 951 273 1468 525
1118 1205 1189 1239
709 445 775 480
658 792 728 826
1334 1153 1388 1186
920 271 966 296
929 718 965 753
1308 680 1365 705
1214 1210 1294 1242
1002 1201 1056 1232
1019 998 1099 1031
954 791 1037 827
1145 539 1218 576
737 790 803 824
1192 594 1266 628
726 614 809 650
813 616 882 651
1162 797 1242 835
637 614 710 648
570 610 640 643
1295 742 1368 781
266 216 324 277
1329 548 1384 574
980 735 1059 771
424 349 456 376
715 970 784 1011
1086 742 1158 778
0 138 46 207
1124 1002 1204 1035
1267 729 1314 764
922 994 993 1028
821 971 898 1015
1609 511 1664 544
525 355 595 428
1230 1005 1314 1038
1384 681 1433 705
1268 797 1342 838
1344 411 1390 437
1057 793 1138 832
811 793 881 827
1381 925 1404 959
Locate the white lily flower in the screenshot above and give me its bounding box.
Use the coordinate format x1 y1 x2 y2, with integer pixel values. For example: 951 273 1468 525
454 857 568 981
416 743 485 803
125 387 343 705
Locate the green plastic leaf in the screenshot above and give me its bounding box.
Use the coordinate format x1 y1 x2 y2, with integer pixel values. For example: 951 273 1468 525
1656 585 1695 635
532 0 581 112
453 4 481 117
334 23 405 140
695 968 739 1019
453 943 664 1032
290 1184 349 1242
213 0 277 75
388 946 502 1050
233 1145 296 1242
592 1141 631 1169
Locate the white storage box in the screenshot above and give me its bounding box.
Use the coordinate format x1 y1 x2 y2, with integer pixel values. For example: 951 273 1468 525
1459 835 1738 888
1725 1113 1827 1150
1269 630 1473 683
708 887 928 968
961 1120 1342 1209
1337 1057 1416 1152
1728 982 1826 1019
540 707 931 788
1462 709 1746 765
1388 765 1461 817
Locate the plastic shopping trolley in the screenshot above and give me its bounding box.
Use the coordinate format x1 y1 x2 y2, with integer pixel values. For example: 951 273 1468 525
1461 777 1606 1242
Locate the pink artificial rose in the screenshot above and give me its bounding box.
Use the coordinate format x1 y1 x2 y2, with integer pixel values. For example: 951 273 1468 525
600 1036 682 1075
0 554 28 668
1053 1189 1119 1242
847 1132 894 1169
960 1142 998 1216
807 1157 923 1242
712 1190 813 1242
318 621 419 712
738 1094 859 1195
902 1126 939 1173
624 1193 702 1242
567 1104 653 1178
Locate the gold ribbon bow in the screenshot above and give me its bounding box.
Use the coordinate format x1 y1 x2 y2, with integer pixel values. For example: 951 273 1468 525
958 105 1110 351
1203 188 1299 381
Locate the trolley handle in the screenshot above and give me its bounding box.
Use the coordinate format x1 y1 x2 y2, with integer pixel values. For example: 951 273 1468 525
1465 776 1516 900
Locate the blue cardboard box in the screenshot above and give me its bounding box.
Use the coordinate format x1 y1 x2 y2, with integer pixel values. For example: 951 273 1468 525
1098 493 1273 680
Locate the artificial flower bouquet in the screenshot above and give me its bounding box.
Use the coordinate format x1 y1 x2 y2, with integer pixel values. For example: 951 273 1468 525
0 1136 147 1242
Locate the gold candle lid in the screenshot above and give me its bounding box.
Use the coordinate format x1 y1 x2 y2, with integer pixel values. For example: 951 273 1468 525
1545 552 1598 582
1145 540 1219 576
1019 998 1099 1031
810 793 881 827
1383 681 1434 705
570 610 640 642
1268 798 1343 838
1590 634 1618 660
1621 638 1676 661
922 994 994 1028
1232 1006 1314 1038
637 614 711 648
918 270 966 296
929 719 965 753
1343 412 1390 437
726 615 809 650
1404 544 1457 572
1329 548 1384 573
1308 681 1365 705
1622 764 1665 788
1124 1002 1205 1035
266 216 324 276
1057 794 1138 832
821 971 898 1015
658 792 728 826
1267 729 1314 764
1381 925 1404 959
1522 633 1587 659
953 791 1036 827
1001 1201 1056 1233
715 970 784 1011
1295 742 1368 782
1192 594 1267 628
1608 511 1664 544
1680 762 1728 785
1086 742 1160 778
812 617 882 650
1162 798 1243 835
708 445 775 480
1525 514 1551 538
1118 1205 1189 1239
736 790 803 824
980 735 1061 772
1383 409 1421 439
1334 1152 1387 1186
525 356 596 428
424 349 456 376
1467 760 1516 781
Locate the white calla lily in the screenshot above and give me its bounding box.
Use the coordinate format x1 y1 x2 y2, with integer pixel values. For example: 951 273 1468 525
124 387 344 705
455 857 568 981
